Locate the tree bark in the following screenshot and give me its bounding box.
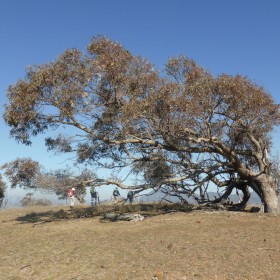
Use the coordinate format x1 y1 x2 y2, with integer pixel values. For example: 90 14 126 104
254 175 278 214
230 184 251 211
239 185 251 208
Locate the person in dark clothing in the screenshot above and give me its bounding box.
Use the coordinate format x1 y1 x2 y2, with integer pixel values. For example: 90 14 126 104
90 186 99 206
127 190 134 204
113 187 120 201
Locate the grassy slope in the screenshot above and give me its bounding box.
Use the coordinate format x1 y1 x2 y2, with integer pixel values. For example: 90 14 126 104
1 204 280 280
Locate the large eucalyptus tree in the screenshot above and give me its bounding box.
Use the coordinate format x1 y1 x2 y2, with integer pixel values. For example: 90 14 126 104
4 36 280 212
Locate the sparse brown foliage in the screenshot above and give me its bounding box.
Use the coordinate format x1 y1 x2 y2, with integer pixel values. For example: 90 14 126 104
1 158 40 188
3 36 280 212
1 158 95 203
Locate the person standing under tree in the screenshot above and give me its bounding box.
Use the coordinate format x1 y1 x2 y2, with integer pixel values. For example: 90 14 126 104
90 186 99 206
127 190 134 204
67 187 76 208
113 187 120 201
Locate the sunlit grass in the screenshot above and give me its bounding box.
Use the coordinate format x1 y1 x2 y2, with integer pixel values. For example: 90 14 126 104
1 203 280 279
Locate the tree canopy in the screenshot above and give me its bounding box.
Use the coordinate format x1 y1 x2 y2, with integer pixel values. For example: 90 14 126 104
3 36 280 212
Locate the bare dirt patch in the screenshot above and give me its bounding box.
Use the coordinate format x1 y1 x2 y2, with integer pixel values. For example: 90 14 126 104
1 205 280 279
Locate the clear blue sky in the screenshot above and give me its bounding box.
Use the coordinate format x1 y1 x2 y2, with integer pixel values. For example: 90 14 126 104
0 0 280 198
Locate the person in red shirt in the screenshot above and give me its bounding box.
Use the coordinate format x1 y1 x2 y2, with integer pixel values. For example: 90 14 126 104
67 187 76 208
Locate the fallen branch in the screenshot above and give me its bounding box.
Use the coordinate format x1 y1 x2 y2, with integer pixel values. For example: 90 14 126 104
103 213 144 222
32 219 52 227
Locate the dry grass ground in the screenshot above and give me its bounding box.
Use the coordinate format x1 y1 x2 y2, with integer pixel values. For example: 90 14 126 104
1 204 280 280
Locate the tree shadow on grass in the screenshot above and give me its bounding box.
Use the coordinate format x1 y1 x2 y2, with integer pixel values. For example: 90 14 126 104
15 209 71 223
15 203 195 224
15 206 107 224
14 202 257 225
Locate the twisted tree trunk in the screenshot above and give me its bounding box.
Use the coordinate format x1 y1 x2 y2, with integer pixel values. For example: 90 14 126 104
252 175 278 214
232 184 251 211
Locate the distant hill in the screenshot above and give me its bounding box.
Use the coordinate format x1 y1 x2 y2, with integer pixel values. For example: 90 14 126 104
138 189 262 205
1 188 65 209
